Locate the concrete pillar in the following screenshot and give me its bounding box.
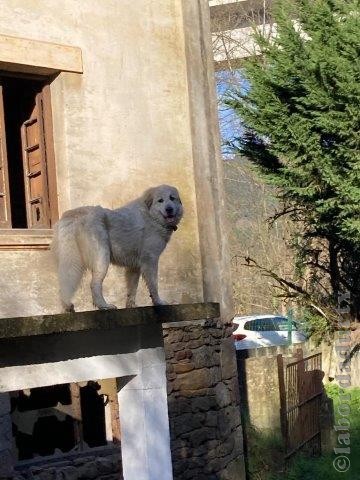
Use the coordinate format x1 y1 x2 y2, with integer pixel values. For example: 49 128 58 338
0 393 14 477
118 347 173 480
182 0 234 322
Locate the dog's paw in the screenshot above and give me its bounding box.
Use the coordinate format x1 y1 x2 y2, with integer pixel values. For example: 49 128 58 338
153 299 168 306
63 303 75 313
126 300 137 309
97 303 117 310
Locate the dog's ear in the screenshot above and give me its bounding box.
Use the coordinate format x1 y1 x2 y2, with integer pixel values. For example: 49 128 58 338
142 187 155 209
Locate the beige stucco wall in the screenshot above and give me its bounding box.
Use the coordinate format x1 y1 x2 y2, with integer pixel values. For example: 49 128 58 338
0 0 233 319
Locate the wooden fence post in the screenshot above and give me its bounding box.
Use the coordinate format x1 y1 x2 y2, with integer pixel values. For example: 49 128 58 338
277 354 287 452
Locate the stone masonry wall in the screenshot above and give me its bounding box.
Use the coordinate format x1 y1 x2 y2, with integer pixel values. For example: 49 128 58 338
164 319 246 480
0 393 13 478
14 449 122 480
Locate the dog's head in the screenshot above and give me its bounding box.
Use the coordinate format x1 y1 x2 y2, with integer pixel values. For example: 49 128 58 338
142 185 183 229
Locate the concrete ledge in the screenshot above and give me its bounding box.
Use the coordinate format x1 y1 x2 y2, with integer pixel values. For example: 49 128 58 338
162 317 220 329
0 302 220 339
0 34 83 75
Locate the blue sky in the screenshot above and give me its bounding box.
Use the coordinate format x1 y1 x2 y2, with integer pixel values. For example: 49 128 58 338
215 69 249 156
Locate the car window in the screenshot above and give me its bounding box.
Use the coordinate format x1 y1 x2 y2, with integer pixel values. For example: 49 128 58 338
273 317 298 331
244 318 277 331
243 321 254 331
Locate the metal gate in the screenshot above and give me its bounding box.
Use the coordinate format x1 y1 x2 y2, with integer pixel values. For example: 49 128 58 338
277 350 323 458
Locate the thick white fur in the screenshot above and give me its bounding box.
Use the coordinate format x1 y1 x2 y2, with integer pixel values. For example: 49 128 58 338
52 185 183 312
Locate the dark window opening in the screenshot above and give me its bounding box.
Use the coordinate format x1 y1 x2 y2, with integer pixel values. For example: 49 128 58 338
2 76 45 228
0 73 58 230
11 384 75 461
11 380 118 462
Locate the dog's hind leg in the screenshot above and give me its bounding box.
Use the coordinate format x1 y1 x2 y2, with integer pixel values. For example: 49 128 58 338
125 268 140 308
53 226 84 313
58 257 84 313
90 249 117 310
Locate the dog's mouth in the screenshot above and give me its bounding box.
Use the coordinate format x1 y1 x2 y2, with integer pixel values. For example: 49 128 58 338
162 213 176 223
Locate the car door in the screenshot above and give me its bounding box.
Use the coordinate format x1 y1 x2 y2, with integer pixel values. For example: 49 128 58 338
254 317 285 346
273 317 306 344
272 317 292 343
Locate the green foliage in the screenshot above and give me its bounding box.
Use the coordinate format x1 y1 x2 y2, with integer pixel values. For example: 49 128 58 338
325 383 360 431
244 424 285 479
299 309 334 344
226 0 360 321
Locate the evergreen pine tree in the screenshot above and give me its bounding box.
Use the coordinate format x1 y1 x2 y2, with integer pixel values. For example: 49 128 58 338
227 0 360 321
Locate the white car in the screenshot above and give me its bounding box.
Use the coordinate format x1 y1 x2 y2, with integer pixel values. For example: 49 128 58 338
232 314 307 350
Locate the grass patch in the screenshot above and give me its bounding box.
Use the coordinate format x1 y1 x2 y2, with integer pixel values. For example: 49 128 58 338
245 385 360 480
245 426 285 480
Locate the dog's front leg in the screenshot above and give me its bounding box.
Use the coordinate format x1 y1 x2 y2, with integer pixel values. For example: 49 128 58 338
141 259 167 306
125 268 140 308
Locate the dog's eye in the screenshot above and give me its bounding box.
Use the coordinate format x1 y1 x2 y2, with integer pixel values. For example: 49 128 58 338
158 198 164 203
169 195 175 201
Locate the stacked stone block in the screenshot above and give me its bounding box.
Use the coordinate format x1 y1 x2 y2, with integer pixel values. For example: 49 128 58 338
164 319 245 480
14 450 122 480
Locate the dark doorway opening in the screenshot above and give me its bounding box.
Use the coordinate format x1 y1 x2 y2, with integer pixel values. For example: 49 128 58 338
80 381 107 448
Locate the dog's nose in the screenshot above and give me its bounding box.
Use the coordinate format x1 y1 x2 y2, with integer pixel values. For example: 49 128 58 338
166 206 174 215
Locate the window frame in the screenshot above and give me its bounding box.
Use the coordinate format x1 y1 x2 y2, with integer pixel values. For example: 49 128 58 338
0 71 58 248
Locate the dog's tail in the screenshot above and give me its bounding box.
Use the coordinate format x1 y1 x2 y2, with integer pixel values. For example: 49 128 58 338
52 219 85 312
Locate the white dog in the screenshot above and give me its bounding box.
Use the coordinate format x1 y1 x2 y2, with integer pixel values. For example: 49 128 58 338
52 185 183 312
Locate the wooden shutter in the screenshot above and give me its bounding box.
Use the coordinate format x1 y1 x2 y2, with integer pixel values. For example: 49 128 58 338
0 85 11 227
21 91 51 228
